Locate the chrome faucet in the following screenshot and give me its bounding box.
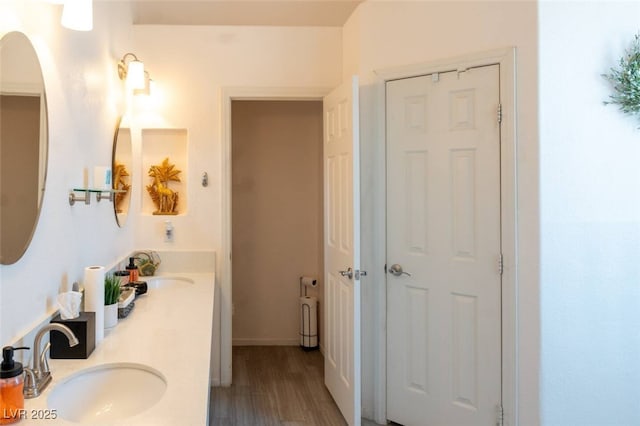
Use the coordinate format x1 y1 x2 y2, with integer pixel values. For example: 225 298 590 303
24 323 79 398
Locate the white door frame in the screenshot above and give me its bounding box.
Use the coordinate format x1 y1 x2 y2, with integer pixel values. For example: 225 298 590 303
372 48 518 424
220 86 331 385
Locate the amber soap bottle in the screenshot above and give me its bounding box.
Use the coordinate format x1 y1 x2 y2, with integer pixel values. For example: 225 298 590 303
0 346 26 424
126 257 139 283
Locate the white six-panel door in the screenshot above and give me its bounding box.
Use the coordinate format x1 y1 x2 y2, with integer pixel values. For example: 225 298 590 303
324 77 361 426
386 65 502 425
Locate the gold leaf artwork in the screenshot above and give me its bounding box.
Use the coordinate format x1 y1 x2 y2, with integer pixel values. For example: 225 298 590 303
146 157 181 215
113 162 131 213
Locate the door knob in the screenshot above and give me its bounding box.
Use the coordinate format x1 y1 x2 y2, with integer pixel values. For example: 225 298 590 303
339 267 353 279
388 264 411 277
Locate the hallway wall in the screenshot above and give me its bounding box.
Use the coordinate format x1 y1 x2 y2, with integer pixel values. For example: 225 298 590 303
231 100 324 346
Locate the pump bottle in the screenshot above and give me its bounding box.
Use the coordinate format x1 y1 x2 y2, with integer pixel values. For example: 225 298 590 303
126 257 139 283
0 346 27 424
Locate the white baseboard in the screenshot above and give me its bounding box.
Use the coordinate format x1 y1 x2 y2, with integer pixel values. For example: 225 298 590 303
232 337 300 346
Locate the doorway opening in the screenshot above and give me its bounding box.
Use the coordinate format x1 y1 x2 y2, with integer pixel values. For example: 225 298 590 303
214 98 349 424
220 87 329 387
230 100 324 347
220 83 360 424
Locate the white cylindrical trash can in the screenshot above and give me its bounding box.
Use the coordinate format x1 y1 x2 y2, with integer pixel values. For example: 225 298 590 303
299 296 318 350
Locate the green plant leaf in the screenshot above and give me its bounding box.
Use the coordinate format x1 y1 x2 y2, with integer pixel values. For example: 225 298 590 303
603 33 640 121
104 274 122 305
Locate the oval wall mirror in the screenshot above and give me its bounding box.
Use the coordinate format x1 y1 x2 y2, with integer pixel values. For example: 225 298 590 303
0 32 48 264
112 117 132 227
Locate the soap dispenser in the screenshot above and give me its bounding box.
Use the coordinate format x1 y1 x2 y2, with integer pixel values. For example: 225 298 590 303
0 346 27 424
126 257 139 283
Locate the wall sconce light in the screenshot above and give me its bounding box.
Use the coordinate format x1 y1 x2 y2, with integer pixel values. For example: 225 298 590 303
134 71 155 96
118 53 145 90
61 0 93 31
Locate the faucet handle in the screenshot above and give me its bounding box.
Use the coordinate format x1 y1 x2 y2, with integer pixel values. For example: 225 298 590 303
39 342 51 374
23 367 38 398
24 367 36 388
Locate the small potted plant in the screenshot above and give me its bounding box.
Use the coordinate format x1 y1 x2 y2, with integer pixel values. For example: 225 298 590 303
104 274 121 329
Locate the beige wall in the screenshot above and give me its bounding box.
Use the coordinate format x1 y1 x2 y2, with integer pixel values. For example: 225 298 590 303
0 95 40 264
231 100 323 345
131 26 341 253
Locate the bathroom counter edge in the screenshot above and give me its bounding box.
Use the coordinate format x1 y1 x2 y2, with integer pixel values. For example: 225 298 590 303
21 272 215 425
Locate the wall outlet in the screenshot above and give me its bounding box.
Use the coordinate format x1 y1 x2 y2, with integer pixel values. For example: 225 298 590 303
164 220 173 242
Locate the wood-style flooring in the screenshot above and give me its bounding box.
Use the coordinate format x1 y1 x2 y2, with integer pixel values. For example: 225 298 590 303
209 346 348 425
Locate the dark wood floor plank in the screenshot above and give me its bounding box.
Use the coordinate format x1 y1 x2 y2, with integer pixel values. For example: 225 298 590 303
210 346 348 426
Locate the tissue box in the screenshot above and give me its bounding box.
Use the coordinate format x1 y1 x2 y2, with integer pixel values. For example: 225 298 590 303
50 312 95 359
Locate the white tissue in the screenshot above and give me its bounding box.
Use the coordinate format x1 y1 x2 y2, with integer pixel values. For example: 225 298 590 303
84 265 105 344
58 291 82 320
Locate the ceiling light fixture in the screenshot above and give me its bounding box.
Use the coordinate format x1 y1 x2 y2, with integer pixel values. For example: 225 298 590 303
117 53 146 90
61 0 93 31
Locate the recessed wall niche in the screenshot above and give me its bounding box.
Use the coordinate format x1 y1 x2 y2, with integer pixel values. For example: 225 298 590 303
141 129 188 216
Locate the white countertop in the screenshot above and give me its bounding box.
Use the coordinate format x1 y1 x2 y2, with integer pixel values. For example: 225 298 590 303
21 272 215 425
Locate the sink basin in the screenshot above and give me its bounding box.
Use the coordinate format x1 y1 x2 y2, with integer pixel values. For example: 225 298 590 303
48 363 166 423
149 276 194 289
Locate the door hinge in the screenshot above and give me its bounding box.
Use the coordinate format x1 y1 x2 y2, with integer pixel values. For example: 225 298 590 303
355 269 367 280
498 253 504 276
496 404 504 426
497 103 503 124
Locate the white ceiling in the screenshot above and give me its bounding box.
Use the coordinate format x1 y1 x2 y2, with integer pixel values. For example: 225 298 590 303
131 0 363 27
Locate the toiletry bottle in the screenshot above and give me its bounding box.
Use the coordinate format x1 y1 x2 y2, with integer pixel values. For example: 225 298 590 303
126 257 139 283
0 346 27 424
114 270 130 287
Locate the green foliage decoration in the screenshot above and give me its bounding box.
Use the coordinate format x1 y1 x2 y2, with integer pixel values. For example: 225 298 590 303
603 34 640 116
104 274 121 305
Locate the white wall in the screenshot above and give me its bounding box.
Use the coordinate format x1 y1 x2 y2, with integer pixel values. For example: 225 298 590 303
0 1 135 347
539 2 640 425
343 1 539 422
132 24 342 384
